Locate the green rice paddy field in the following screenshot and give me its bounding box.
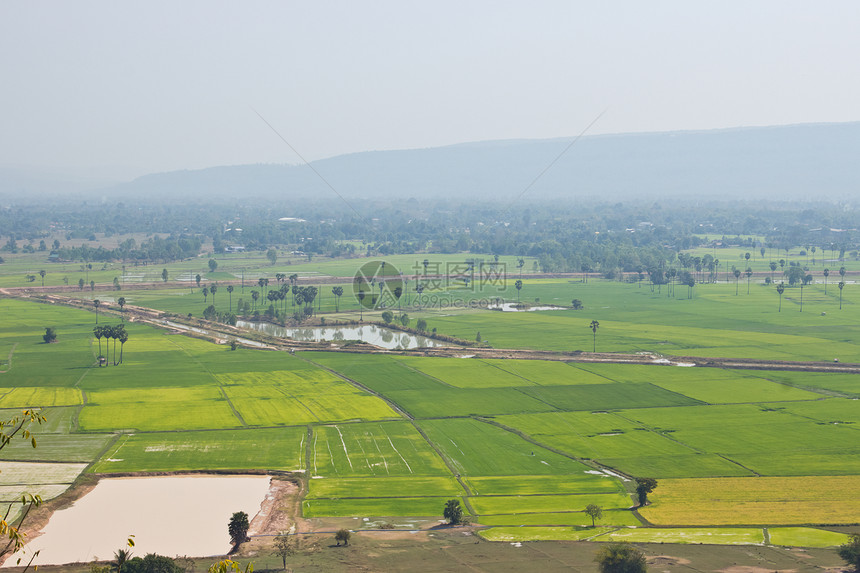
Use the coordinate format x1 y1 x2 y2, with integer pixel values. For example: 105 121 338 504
1 289 858 548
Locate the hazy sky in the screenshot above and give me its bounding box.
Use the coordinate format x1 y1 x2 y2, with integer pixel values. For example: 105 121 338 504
3 1 860 180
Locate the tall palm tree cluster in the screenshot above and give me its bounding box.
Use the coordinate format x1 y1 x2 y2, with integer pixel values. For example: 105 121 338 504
93 324 129 366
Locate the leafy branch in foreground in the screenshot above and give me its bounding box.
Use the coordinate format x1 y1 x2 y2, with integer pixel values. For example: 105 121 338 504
0 409 47 568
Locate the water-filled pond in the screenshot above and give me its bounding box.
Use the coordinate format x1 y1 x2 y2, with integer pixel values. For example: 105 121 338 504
11 475 271 566
236 321 441 349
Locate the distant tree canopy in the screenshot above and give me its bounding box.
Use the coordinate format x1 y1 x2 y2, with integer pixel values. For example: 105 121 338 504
56 236 201 263
2 198 858 277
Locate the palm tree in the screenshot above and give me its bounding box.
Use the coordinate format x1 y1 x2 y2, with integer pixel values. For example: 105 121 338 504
394 286 403 313
357 291 366 321
202 287 209 303
112 325 125 365
251 290 259 310
733 268 741 295
839 281 845 310
94 299 101 324
38 270 46 287
745 267 752 294
226 285 234 312
112 548 132 573
118 328 129 364
776 282 785 312
800 275 810 312
100 325 113 366
590 320 600 352
209 284 218 307
195 274 202 289
415 283 424 308
840 266 846 282
332 286 343 312
515 279 522 303
823 269 830 294
117 297 126 321
769 261 777 283
94 326 104 361
811 246 816 265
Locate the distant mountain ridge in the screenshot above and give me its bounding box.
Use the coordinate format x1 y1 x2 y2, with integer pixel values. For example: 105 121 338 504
5 122 860 203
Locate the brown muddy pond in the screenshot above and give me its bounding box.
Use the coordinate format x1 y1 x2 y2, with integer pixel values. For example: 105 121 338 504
12 475 271 566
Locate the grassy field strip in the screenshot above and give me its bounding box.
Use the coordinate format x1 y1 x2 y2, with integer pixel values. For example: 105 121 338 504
647 377 825 404
767 527 852 548
306 476 462 499
597 527 766 545
0 461 87 505
0 461 87 483
0 483 71 501
611 403 860 476
478 510 641 527
89 428 306 472
0 343 17 373
0 433 114 463
464 475 624 496
469 492 633 515
479 526 619 542
303 496 463 518
418 418 597 476
640 476 860 525
310 422 452 478
0 406 78 434
483 359 615 386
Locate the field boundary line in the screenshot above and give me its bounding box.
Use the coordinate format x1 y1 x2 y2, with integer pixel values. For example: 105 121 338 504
85 432 123 474
409 421 475 514
298 354 414 420
508 386 562 412
477 417 636 493
715 454 761 477
162 334 249 427
392 359 460 389
479 359 539 385
608 411 707 455
0 343 18 373
70 350 97 433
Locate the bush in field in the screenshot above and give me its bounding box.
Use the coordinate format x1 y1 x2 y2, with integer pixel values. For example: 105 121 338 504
839 534 860 572
124 553 183 573
42 327 57 343
416 318 427 332
381 310 394 324
334 529 351 546
595 543 647 573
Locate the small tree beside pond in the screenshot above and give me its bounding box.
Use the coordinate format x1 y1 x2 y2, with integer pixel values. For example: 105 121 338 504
228 511 249 547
